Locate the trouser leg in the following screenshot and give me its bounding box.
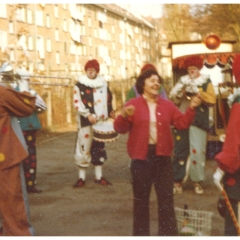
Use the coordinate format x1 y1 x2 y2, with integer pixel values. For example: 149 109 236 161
22 130 37 188
153 156 178 236
172 129 189 183
189 126 207 182
131 160 152 236
0 163 34 236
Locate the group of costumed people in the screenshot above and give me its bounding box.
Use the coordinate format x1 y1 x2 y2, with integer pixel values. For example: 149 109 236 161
72 56 240 236
168 54 240 236
1 52 240 236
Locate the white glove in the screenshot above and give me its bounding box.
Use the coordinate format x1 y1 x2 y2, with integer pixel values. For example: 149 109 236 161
29 89 37 96
35 94 47 110
213 167 225 191
185 82 199 94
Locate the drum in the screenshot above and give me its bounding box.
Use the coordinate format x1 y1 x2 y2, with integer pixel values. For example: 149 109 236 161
92 119 119 143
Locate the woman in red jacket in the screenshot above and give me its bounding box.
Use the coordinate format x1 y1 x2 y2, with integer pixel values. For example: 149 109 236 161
114 68 202 236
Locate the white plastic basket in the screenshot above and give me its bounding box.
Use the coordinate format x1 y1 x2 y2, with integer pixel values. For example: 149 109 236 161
175 207 213 236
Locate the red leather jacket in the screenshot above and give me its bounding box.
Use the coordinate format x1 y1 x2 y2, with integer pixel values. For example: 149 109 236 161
114 96 196 160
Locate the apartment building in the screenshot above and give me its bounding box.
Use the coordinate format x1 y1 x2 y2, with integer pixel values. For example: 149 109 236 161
0 3 157 81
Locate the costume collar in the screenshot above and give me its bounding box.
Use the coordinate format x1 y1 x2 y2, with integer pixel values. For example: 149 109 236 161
78 74 104 88
181 74 209 86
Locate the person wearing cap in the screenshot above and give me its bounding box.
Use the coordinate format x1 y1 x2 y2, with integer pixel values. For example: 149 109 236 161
126 63 168 101
213 53 240 236
0 63 36 235
169 55 216 195
114 68 202 236
73 59 115 187
14 66 47 193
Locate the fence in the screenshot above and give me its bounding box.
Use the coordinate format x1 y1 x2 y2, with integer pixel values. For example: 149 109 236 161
30 75 139 131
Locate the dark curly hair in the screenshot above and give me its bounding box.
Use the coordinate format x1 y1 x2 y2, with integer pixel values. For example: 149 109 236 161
135 69 162 95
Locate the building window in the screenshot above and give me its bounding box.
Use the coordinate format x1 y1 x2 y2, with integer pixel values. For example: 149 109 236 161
29 62 34 72
46 14 51 28
99 21 103 29
54 5 58 18
0 4 7 18
46 38 51 52
88 17 91 27
36 10 43 26
37 36 45 59
89 37 92 46
18 35 27 50
70 41 76 54
0 31 7 50
55 29 59 41
27 9 33 24
9 22 14 34
62 4 67 10
10 50 14 61
63 19 67 32
16 7 26 22
27 35 34 50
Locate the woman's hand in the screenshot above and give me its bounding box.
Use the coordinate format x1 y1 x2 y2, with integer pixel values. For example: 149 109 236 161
122 105 135 118
189 94 202 109
88 114 97 124
109 110 116 119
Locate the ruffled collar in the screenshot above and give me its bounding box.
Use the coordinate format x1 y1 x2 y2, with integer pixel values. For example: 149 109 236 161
78 75 104 88
227 88 240 107
181 74 209 86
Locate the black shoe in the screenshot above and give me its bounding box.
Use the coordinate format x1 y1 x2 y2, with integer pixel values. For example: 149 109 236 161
95 177 112 186
27 186 43 193
73 178 85 188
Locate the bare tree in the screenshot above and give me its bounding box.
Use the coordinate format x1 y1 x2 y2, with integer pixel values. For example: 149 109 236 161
161 4 194 41
191 4 240 41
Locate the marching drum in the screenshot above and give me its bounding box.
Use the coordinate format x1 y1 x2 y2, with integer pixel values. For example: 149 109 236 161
92 119 119 143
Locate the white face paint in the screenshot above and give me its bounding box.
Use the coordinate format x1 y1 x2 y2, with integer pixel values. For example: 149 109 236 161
187 66 201 79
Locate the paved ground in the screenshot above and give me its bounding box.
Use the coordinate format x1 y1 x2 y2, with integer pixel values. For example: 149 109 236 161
28 129 225 236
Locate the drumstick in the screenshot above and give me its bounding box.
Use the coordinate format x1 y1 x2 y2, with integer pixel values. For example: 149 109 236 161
221 185 240 235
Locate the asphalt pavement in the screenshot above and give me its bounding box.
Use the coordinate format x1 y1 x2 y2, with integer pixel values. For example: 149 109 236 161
27 130 224 236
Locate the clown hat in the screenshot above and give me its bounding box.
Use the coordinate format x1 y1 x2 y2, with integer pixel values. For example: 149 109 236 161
84 59 100 73
183 55 204 70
